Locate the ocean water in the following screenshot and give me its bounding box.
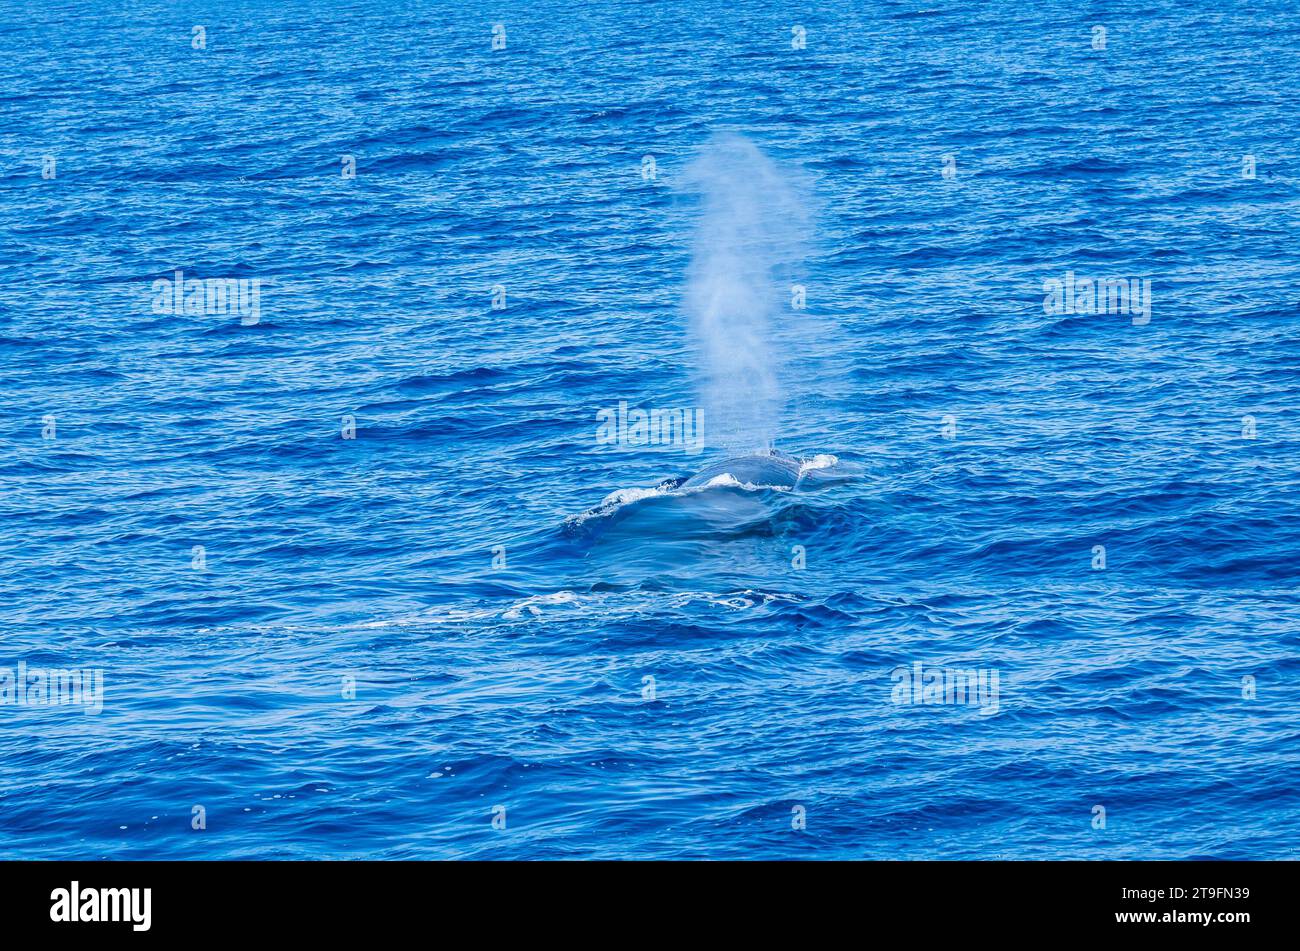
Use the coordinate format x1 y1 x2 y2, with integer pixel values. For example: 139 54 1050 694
2 0 1298 860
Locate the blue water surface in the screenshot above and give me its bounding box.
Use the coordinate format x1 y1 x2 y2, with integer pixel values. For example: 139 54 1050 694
1 0 1298 859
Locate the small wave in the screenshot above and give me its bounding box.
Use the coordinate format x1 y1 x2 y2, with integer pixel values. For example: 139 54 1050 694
496 588 805 623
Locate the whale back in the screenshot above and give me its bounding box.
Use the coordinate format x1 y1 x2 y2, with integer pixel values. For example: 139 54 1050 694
681 450 803 490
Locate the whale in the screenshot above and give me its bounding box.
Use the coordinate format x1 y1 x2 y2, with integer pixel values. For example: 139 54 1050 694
680 448 804 490
564 448 857 538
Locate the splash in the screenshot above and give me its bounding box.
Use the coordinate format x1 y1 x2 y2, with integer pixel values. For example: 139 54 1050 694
680 134 810 453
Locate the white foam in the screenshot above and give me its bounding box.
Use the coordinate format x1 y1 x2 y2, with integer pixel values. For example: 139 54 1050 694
798 453 839 475
502 590 581 620
599 486 669 507
702 472 793 492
